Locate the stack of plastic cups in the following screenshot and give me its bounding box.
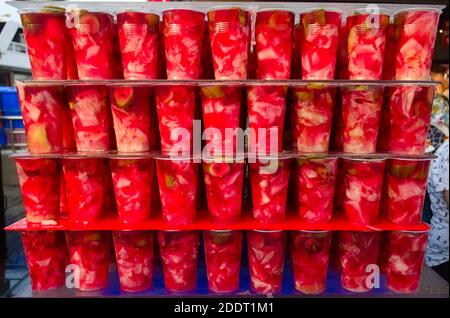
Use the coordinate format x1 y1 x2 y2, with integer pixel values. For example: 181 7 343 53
152 9 206 293
17 5 83 291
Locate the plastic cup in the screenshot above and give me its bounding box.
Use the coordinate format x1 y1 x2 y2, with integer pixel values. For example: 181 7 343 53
346 10 390 80
154 85 196 155
112 230 154 292
295 157 338 223
249 158 291 224
386 230 428 293
65 231 110 291
157 230 199 292
200 86 243 154
342 158 385 225
116 11 160 79
247 86 287 154
291 230 333 294
20 9 71 79
341 86 383 154
110 158 154 224
394 10 440 80
381 23 396 80
66 84 112 152
387 85 434 155
163 9 205 80
22 231 67 291
70 11 115 79
202 157 245 224
203 230 243 293
386 158 431 225
208 7 250 80
338 231 381 292
16 158 60 223
247 230 286 295
63 158 110 223
156 158 199 225
17 84 64 153
300 10 341 80
108 85 154 152
255 10 294 79
291 85 336 152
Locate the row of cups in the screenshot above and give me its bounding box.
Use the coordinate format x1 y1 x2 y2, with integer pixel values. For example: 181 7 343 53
15 154 432 227
20 7 441 82
17 83 435 157
21 229 429 294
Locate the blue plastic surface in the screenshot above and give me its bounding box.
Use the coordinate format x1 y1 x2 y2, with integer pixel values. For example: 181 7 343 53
0 86 20 113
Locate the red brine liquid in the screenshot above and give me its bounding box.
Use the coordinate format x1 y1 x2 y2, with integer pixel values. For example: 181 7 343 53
247 86 287 154
342 159 385 225
394 10 440 80
22 231 67 291
387 86 434 155
117 12 160 79
300 10 341 80
291 231 332 294
16 158 60 223
208 8 250 80
163 10 204 80
249 159 290 224
66 84 112 152
201 86 242 154
203 159 245 224
110 159 154 224
339 231 381 292
203 230 243 293
296 158 338 223
341 86 383 154
255 10 293 80
247 230 286 294
291 86 335 152
386 231 428 293
156 159 199 225
109 85 153 152
63 158 109 223
70 11 115 79
20 10 71 79
157 231 199 292
17 85 64 153
112 231 154 292
386 159 431 225
154 86 196 155
346 12 389 80
65 231 110 291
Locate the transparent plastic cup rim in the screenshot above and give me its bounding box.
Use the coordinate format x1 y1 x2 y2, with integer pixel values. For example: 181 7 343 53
255 8 295 14
344 7 393 17
205 229 237 233
162 8 207 16
251 229 284 233
115 9 159 16
206 5 251 14
395 7 443 15
18 8 66 15
342 157 388 162
296 230 331 233
389 156 434 162
298 7 344 15
202 154 246 163
396 229 430 234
